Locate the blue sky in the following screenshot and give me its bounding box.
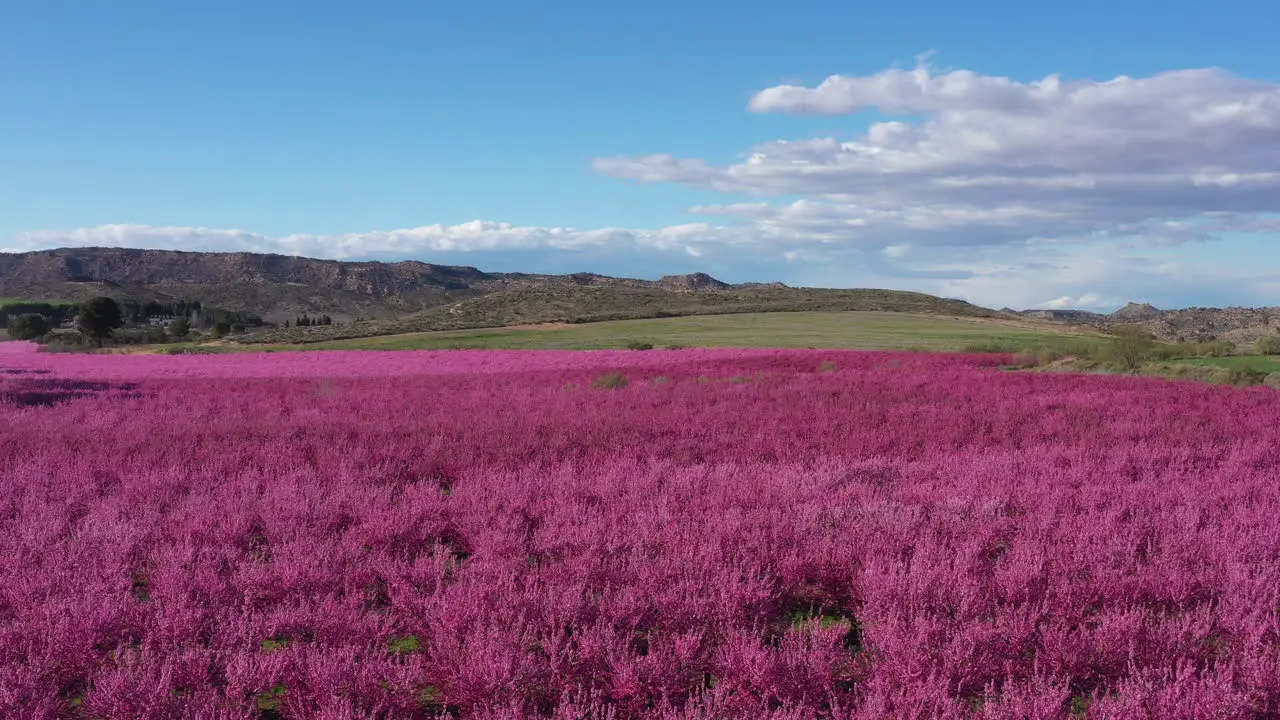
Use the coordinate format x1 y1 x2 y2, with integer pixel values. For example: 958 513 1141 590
3 0 1279 310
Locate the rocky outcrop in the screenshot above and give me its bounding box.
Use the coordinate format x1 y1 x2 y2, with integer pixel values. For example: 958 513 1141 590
655 273 732 292
1013 302 1280 343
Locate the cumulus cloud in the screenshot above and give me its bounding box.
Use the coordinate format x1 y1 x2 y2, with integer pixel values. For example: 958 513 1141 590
597 61 1280 252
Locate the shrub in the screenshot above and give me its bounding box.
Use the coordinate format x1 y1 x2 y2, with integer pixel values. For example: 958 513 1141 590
8 314 50 340
664 344 689 350
36 336 94 353
1148 343 1186 362
1256 335 1280 356
1225 366 1268 387
591 372 629 389
169 317 190 339
625 341 654 351
1153 363 1230 384
1202 340 1237 357
105 327 171 346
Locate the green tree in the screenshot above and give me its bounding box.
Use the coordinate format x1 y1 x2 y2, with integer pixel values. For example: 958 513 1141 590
1256 334 1280 356
169 316 190 339
1106 324 1157 372
212 321 231 338
8 313 50 340
76 297 123 346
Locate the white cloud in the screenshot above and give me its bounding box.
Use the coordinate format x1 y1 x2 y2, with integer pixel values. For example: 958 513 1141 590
1041 294 1105 310
851 241 1280 311
8 221 762 261
597 61 1280 251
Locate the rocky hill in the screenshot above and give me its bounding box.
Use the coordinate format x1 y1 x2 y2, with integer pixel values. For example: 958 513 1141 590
1012 302 1280 343
0 248 1001 341
0 247 501 321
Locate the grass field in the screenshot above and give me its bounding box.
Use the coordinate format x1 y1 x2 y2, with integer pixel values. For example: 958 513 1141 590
244 311 1099 353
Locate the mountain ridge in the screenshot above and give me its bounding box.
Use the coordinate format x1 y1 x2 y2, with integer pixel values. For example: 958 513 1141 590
0 247 999 343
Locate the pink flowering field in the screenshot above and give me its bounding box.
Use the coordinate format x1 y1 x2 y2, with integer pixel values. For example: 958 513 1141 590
3 341 1280 719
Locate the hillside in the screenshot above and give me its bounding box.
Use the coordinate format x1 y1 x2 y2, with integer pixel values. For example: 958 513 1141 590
1013 302 1280 343
239 285 1002 343
0 248 1001 343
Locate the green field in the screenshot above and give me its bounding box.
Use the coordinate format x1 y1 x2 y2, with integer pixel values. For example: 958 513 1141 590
242 311 1099 353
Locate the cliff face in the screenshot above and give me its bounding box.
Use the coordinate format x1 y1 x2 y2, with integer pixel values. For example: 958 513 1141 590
0 248 516 321
0 247 493 295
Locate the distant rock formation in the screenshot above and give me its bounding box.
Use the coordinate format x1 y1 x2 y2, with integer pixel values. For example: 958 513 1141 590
1011 302 1280 343
656 273 732 292
1110 302 1162 321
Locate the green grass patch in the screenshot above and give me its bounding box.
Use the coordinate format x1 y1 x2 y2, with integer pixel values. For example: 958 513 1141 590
257 683 288 713
418 684 445 708
388 635 421 654
787 609 853 632
260 637 292 653
784 607 864 651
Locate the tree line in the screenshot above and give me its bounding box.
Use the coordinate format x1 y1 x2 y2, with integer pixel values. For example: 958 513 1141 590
288 314 332 327
4 296 330 346
0 302 78 329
